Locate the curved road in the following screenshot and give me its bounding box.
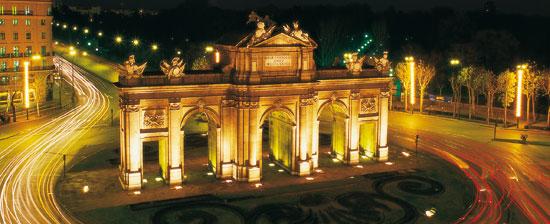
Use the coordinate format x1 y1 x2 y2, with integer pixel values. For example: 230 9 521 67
0 57 112 224
390 112 549 223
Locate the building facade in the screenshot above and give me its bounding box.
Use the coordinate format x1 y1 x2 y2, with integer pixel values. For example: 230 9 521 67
117 16 392 190
0 0 54 108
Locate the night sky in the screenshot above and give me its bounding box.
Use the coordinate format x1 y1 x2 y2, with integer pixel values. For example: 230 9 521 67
64 0 550 15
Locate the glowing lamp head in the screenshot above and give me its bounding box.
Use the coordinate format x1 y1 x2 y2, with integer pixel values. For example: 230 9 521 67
132 39 140 46
31 55 41 60
69 50 77 56
205 46 214 52
450 59 460 65
115 36 123 43
98 31 103 37
151 44 158 51
83 28 89 34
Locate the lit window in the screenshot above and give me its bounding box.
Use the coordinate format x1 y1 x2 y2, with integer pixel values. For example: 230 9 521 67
41 32 46 39
0 6 4 15
25 19 30 26
13 32 18 40
0 47 5 55
12 6 16 15
1 62 7 71
12 19 18 25
0 19 4 25
0 33 4 40
24 6 30 15
25 32 31 40
25 46 31 55
13 46 19 55
41 46 46 55
40 19 46 25
13 60 19 71
47 7 51 16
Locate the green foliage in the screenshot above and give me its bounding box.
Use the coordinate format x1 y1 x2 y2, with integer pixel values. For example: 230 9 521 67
497 70 516 108
191 56 211 70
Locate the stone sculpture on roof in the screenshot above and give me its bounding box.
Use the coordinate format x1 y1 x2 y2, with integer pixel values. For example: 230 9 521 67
246 11 277 47
283 21 311 43
345 53 367 75
372 51 391 74
160 57 185 78
119 55 147 79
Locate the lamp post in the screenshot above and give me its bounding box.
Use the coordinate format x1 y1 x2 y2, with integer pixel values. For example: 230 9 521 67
405 56 415 114
24 61 30 120
515 64 527 129
69 50 77 104
450 59 461 119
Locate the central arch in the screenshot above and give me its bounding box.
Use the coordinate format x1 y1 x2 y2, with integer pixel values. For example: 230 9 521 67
259 107 296 176
180 107 221 184
317 100 349 163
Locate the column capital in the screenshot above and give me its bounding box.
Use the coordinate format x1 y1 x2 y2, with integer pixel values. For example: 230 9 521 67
299 94 317 107
350 89 361 100
380 90 391 98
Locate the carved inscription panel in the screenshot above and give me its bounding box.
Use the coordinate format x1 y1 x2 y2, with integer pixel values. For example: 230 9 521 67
264 55 291 67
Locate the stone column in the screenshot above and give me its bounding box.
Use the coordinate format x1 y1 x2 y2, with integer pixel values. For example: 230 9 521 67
120 101 142 190
234 98 260 182
220 99 236 178
167 100 183 185
378 91 390 161
297 95 314 176
346 91 360 165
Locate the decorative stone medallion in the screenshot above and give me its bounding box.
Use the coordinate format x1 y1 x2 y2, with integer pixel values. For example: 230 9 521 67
143 109 166 128
360 97 378 114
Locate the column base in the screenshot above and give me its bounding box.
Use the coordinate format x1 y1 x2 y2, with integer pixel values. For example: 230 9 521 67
233 164 260 182
220 162 233 179
248 166 261 182
120 170 142 190
377 146 389 161
168 167 182 185
297 160 312 176
346 149 359 165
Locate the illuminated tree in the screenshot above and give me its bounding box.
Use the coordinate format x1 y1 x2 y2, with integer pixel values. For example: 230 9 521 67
522 69 542 124
497 70 516 127
449 76 461 118
395 62 411 111
416 60 436 113
480 69 497 123
542 69 550 127
458 66 483 119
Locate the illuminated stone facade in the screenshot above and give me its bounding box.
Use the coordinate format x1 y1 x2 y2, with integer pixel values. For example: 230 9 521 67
0 0 54 106
117 21 392 190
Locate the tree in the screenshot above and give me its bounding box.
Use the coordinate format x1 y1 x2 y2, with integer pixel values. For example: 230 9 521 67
542 69 550 127
480 69 497 123
395 62 411 111
458 66 483 119
522 69 542 124
497 70 516 127
416 60 436 113
449 76 461 118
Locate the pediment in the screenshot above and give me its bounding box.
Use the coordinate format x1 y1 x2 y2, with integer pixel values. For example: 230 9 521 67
252 33 316 48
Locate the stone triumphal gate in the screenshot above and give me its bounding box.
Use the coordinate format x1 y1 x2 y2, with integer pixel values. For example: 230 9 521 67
117 15 392 190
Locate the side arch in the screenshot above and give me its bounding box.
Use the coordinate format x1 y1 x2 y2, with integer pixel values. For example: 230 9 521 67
259 106 296 126
317 99 349 120
180 106 221 128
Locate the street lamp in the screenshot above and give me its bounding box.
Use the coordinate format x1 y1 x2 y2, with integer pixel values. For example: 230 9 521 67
115 36 123 44
405 56 415 113
151 44 158 51
69 50 77 103
98 31 103 37
515 64 527 128
132 39 140 46
450 59 460 66
24 61 30 120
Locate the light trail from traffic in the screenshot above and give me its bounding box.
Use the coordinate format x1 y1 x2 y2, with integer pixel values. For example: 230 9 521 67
390 113 550 224
0 56 111 223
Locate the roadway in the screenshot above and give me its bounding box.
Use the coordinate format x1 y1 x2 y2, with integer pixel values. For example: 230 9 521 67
390 111 549 223
0 56 115 224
